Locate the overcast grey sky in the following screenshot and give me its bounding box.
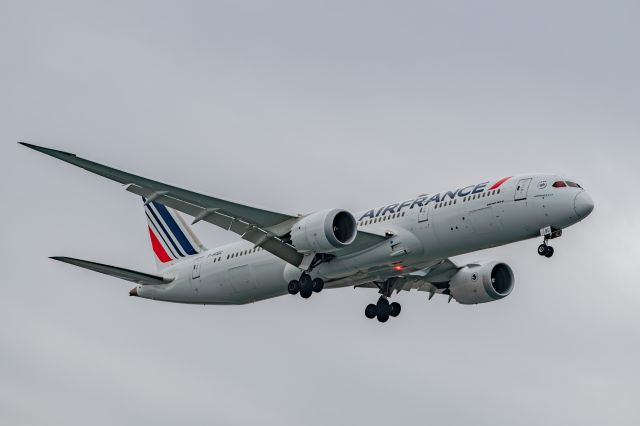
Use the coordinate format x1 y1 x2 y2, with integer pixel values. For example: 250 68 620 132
1 1 639 425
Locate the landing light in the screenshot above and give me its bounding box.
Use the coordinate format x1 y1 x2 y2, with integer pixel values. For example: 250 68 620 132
394 265 405 271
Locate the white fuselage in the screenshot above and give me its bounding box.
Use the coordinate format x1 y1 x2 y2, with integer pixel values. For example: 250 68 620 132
137 174 593 304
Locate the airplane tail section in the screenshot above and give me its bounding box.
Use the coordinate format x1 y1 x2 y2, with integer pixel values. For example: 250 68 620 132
143 198 206 269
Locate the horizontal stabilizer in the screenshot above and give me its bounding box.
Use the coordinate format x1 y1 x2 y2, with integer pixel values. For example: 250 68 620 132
50 256 174 285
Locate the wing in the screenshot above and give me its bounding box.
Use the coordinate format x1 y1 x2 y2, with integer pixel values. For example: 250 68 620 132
355 258 461 296
21 143 387 266
51 257 173 285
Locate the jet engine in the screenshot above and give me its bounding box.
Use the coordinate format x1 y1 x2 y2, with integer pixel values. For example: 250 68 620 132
449 261 514 304
290 209 357 253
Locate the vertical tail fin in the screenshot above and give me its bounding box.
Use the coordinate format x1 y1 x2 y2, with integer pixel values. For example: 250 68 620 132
143 198 206 269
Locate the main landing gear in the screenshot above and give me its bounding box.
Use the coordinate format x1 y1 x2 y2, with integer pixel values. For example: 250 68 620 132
364 280 401 323
287 273 324 299
365 296 401 323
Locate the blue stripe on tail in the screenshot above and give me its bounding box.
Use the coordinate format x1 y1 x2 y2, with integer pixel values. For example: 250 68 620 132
151 201 198 255
145 203 185 257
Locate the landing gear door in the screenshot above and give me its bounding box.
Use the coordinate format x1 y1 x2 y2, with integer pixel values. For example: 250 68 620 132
514 178 532 201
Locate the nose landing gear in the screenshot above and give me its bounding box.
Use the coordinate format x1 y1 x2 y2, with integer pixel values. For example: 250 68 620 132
538 243 554 258
538 226 561 258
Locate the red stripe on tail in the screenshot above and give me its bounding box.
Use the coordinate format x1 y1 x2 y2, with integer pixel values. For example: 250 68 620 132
148 226 172 263
489 176 512 190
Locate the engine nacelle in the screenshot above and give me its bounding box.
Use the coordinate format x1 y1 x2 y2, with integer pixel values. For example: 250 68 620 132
449 261 514 304
290 209 357 253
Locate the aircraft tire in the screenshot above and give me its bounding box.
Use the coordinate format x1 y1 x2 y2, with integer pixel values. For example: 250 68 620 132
312 278 324 293
300 288 313 299
287 280 300 295
365 304 377 319
538 244 547 256
299 274 313 295
377 313 390 323
390 302 401 317
544 246 554 258
375 297 391 323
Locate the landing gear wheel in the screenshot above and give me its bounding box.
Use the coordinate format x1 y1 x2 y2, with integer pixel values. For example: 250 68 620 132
538 244 548 256
298 274 313 298
312 278 324 293
390 302 401 317
365 304 377 319
287 280 300 295
376 297 391 323
544 245 554 258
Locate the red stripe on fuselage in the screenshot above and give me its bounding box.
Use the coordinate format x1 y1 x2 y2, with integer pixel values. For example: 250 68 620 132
148 226 172 263
489 176 512 190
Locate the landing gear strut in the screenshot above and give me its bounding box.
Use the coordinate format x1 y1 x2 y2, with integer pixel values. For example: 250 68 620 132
287 273 324 299
538 226 561 258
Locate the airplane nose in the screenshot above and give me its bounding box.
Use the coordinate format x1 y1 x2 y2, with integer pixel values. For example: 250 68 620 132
574 192 594 218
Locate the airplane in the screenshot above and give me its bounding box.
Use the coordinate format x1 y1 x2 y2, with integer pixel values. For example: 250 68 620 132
19 142 594 323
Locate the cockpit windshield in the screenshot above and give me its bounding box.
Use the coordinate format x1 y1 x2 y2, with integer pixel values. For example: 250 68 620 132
553 180 582 189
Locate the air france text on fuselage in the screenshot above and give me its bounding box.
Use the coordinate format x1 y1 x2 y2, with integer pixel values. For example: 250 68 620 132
358 178 510 221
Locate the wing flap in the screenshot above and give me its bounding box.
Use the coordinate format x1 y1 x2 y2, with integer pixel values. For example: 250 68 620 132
51 256 173 285
353 258 461 295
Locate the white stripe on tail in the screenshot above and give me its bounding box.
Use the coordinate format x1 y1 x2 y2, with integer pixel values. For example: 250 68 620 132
143 198 206 269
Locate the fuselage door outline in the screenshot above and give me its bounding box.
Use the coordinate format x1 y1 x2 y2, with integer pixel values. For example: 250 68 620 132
514 178 532 201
